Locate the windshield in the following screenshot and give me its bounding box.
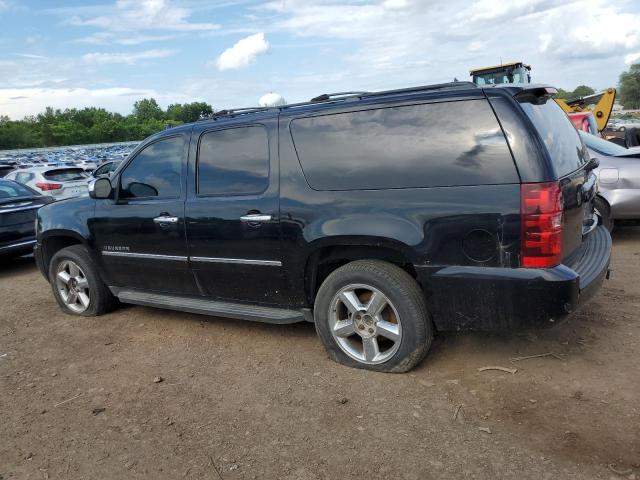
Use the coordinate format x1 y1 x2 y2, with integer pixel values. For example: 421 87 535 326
578 131 629 156
0 179 37 198
44 168 88 182
474 67 529 85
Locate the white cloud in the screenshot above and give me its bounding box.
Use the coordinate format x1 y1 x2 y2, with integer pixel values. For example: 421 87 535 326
82 49 177 65
74 31 179 46
625 52 640 64
68 0 219 32
213 33 270 71
0 87 195 119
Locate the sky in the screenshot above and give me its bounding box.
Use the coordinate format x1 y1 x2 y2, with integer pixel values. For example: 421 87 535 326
0 0 639 119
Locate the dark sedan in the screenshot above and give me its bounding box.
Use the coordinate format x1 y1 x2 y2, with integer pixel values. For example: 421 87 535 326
0 179 53 257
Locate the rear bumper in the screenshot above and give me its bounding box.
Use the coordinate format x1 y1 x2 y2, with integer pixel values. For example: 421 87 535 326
419 226 612 331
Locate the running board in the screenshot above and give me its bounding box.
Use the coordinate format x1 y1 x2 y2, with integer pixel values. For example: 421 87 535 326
115 289 306 324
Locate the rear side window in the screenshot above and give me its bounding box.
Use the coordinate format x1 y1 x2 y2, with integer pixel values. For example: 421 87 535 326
520 100 589 177
197 126 269 196
290 99 517 191
44 168 87 181
120 136 183 199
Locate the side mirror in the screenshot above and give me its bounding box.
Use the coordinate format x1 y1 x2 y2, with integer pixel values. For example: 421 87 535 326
89 177 113 199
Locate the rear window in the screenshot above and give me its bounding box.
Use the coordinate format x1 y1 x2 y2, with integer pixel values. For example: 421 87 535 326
520 100 589 177
290 99 518 191
0 180 36 198
44 168 87 182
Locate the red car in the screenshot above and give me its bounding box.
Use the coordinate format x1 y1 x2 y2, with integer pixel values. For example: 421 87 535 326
568 111 598 135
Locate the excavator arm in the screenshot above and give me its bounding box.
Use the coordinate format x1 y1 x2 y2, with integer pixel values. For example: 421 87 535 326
555 88 616 132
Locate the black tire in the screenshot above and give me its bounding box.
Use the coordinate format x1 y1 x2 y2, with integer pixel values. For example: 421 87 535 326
314 260 433 373
594 196 613 232
48 245 117 316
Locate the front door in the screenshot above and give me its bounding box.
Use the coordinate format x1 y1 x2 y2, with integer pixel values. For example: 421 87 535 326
185 119 287 304
91 133 198 295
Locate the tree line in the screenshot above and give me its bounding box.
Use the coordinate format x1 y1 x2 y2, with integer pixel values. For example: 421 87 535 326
0 98 212 150
2 63 640 150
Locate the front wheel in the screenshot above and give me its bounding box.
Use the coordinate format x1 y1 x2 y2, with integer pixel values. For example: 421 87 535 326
314 260 433 373
48 245 116 316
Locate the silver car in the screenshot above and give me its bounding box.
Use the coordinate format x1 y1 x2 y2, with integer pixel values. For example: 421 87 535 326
4 166 91 200
579 131 640 229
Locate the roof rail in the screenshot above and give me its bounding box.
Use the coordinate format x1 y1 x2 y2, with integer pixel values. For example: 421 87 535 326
310 91 370 102
197 81 478 122
197 106 275 121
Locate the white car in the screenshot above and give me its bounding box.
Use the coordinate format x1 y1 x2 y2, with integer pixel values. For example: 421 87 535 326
4 166 91 200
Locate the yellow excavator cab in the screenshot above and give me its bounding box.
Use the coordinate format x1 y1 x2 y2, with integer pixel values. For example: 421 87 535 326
555 88 616 133
470 62 531 85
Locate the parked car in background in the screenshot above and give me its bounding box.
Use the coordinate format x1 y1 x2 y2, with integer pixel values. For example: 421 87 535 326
0 179 53 257
0 163 14 178
92 160 121 178
35 82 611 373
579 130 640 229
4 166 91 200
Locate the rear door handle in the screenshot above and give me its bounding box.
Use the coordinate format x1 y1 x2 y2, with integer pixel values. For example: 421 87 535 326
153 215 179 224
240 213 272 223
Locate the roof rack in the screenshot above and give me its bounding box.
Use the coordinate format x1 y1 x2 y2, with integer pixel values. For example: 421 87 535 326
198 81 478 122
310 91 370 102
197 106 276 121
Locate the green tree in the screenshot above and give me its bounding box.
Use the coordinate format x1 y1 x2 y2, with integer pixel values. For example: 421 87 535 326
132 98 164 122
619 63 640 110
571 85 595 99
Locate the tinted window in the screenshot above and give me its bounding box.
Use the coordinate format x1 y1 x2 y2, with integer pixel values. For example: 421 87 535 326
121 136 183 199
290 99 517 191
44 168 87 181
0 180 36 198
520 100 589 177
198 126 269 196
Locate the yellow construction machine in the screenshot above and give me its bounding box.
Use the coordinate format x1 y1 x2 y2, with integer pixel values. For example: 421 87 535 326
470 62 616 133
555 88 617 133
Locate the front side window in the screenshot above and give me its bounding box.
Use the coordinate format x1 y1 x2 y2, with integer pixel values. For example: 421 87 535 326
197 126 269 196
120 136 183 199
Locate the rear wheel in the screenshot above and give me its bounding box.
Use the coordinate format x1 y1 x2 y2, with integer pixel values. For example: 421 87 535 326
594 196 613 232
314 260 433 373
49 245 116 316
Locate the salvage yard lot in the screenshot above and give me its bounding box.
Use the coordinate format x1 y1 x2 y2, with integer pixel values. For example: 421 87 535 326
1 228 639 480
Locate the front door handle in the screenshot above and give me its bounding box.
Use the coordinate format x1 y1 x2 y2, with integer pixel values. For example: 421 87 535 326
153 215 179 225
240 213 272 223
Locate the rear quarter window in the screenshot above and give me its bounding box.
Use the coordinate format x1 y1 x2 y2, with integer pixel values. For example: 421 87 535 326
520 100 590 178
289 99 518 191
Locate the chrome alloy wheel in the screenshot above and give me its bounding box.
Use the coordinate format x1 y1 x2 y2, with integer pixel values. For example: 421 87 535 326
55 260 91 313
328 284 402 364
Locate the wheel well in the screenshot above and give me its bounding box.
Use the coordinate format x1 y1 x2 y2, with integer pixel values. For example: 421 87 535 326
41 236 83 275
304 245 416 306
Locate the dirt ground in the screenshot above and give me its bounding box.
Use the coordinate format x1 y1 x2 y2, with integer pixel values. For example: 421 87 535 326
1 227 639 480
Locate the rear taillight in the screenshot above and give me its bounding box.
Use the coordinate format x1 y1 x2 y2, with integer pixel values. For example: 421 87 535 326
35 182 62 191
520 182 563 268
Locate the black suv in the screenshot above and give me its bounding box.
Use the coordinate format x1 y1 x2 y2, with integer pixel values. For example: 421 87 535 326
35 82 611 372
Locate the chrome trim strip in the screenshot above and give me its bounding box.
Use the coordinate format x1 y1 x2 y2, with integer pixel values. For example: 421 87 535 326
0 239 36 251
0 205 41 214
101 251 187 261
190 256 282 266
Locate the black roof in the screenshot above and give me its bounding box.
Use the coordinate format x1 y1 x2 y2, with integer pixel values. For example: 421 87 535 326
170 82 556 131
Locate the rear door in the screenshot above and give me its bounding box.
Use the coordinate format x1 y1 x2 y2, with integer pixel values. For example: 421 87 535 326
43 168 89 198
0 181 49 248
520 100 595 259
184 119 287 304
